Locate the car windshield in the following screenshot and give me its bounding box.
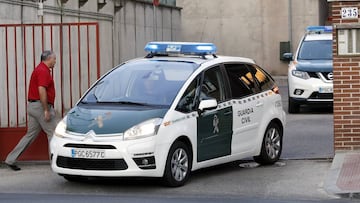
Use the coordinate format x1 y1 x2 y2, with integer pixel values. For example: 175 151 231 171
298 40 332 60
81 60 197 106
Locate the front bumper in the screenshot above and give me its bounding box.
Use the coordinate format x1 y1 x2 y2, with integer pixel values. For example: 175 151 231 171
50 135 166 177
288 74 333 104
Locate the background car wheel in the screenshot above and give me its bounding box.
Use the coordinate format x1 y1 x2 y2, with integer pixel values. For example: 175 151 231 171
288 97 300 114
254 122 282 165
163 141 192 187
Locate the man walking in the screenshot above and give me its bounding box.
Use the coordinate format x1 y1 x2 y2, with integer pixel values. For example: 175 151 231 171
5 50 57 171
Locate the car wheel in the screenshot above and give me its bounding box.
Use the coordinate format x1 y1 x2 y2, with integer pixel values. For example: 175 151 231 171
254 122 282 165
163 141 192 187
288 97 300 114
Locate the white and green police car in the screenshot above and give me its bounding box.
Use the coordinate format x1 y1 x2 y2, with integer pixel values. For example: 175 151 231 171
283 26 333 113
50 42 286 186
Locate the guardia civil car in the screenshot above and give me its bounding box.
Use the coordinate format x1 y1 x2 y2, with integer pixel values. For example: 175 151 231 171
50 42 286 186
283 26 333 113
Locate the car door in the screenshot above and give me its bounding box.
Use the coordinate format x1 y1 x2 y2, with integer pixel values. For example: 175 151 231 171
224 63 263 154
197 65 233 162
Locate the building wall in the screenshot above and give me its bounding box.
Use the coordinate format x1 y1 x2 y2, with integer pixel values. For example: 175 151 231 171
115 0 181 63
330 0 360 151
0 0 181 74
177 0 327 75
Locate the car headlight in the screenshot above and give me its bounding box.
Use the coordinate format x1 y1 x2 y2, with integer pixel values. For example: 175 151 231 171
292 70 310 80
54 116 67 138
124 118 162 141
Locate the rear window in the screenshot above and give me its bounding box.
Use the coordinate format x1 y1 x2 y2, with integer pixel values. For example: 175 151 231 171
298 40 332 60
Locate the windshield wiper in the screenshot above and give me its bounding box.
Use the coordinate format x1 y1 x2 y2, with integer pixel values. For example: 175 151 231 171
95 101 149 106
116 101 148 106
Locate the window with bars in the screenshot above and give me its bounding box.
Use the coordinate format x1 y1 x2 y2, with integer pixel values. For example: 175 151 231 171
338 29 360 55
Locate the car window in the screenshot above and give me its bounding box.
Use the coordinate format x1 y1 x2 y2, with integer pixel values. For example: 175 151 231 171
298 40 332 60
201 66 226 102
176 77 201 113
247 65 275 91
224 64 258 98
81 60 197 106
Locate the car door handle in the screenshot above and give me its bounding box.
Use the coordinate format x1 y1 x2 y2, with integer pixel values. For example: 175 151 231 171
256 102 264 107
224 110 233 116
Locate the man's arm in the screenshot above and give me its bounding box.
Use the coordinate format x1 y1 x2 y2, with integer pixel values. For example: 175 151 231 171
39 86 51 121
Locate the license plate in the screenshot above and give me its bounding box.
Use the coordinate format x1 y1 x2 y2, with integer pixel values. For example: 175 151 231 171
71 148 106 159
319 87 333 93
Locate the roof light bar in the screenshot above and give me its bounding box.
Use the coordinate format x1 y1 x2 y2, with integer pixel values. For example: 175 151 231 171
306 26 332 33
144 42 217 56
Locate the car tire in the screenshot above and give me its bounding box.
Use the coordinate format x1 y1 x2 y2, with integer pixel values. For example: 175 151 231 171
163 141 192 187
254 122 282 165
288 97 300 114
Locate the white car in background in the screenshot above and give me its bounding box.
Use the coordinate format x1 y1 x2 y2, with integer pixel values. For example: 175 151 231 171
284 26 333 113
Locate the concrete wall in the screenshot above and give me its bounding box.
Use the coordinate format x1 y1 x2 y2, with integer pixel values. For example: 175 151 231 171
115 1 181 63
177 0 327 75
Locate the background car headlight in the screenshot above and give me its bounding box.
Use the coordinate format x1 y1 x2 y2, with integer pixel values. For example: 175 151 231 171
124 118 162 140
54 116 67 138
292 70 310 79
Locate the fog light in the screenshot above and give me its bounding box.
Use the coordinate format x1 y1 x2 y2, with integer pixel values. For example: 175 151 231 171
294 89 304 95
133 156 156 169
142 159 149 165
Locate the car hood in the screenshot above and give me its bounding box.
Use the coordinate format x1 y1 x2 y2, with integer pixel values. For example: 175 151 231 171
295 60 333 72
66 105 168 134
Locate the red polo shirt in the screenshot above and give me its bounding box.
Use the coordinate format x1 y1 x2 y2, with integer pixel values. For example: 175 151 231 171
28 62 55 105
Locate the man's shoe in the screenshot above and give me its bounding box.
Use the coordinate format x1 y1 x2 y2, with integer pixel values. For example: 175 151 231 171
5 163 21 171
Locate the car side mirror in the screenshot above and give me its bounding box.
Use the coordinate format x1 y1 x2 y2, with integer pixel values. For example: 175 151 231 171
282 53 293 61
198 98 218 112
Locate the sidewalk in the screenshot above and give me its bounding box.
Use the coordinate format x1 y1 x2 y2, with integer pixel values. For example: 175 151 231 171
325 152 360 198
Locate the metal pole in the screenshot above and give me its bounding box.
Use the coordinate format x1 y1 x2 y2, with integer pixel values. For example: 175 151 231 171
153 4 157 40
288 0 293 52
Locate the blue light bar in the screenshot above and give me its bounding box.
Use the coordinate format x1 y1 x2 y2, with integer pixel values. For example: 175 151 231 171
306 26 332 33
144 42 217 56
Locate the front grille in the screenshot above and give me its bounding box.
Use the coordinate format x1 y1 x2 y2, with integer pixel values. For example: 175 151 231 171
319 72 333 81
306 72 333 81
307 72 319 78
309 92 333 100
64 143 116 149
56 156 128 170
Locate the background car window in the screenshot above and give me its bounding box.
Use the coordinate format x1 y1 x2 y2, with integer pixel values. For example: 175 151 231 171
247 65 275 91
298 40 332 60
224 64 257 98
201 66 226 102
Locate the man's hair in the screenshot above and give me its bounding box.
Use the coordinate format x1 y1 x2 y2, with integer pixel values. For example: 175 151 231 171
40 50 54 61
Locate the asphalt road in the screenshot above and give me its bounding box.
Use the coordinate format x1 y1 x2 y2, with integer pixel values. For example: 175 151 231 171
0 160 349 202
0 193 352 203
279 84 334 160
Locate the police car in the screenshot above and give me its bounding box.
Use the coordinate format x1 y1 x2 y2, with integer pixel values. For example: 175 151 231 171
50 42 286 186
284 26 333 113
